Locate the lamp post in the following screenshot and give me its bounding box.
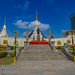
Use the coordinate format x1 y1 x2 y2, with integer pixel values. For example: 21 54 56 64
14 30 19 64
70 31 75 62
48 27 51 42
26 27 29 41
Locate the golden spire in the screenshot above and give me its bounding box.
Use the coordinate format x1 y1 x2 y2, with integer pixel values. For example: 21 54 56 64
36 9 38 21
4 16 6 25
26 27 29 35
39 30 40 35
48 27 51 35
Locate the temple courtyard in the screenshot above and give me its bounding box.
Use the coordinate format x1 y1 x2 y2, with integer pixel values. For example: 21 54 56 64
0 45 75 75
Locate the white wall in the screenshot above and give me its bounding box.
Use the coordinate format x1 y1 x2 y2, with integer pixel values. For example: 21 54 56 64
0 36 74 47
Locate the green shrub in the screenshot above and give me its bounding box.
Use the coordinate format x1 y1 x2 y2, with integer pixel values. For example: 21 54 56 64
56 46 61 50
69 47 75 50
6 49 10 50
0 48 5 51
10 51 15 57
10 46 14 50
0 52 7 58
68 51 73 55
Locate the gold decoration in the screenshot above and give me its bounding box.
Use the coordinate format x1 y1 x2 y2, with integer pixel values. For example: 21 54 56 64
42 37 44 41
4 16 6 25
26 27 29 35
57 41 61 45
39 30 40 35
48 27 51 35
14 41 18 45
26 36 29 40
70 32 74 35
35 25 39 27
14 30 19 34
3 40 8 44
66 40 71 44
0 44 7 48
49 36 51 40
3 28 6 30
73 44 75 46
15 34 17 38
33 36 35 41
36 9 38 21
71 35 73 39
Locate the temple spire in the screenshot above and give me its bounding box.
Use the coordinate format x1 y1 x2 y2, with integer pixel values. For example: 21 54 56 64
0 17 8 37
36 9 38 21
48 27 51 35
26 27 29 35
4 16 6 25
35 9 39 28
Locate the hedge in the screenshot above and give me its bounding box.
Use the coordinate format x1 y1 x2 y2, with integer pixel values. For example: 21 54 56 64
10 46 14 50
56 46 61 50
68 51 73 55
0 52 7 58
10 51 15 57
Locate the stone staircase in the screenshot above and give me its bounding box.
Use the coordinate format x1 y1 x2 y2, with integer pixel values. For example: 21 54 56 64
17 45 68 60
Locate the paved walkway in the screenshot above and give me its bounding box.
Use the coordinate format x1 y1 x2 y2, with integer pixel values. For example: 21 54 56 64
0 60 75 75
0 45 75 75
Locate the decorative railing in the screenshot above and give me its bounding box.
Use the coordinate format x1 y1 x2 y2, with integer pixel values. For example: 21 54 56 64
61 47 74 61
16 48 21 60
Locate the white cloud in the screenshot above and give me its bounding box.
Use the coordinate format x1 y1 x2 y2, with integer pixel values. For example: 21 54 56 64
13 20 29 29
61 29 67 33
14 20 49 31
7 29 13 36
23 32 31 36
28 21 49 31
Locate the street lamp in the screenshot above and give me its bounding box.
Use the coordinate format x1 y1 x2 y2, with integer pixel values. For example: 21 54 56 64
48 27 51 42
14 30 19 63
26 27 29 42
70 31 75 62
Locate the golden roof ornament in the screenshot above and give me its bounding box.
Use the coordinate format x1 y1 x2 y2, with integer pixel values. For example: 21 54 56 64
35 9 39 28
39 30 40 35
26 27 29 35
4 16 6 25
36 9 38 21
48 27 51 35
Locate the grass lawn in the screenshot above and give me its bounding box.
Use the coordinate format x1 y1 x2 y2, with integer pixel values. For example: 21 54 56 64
0 56 13 65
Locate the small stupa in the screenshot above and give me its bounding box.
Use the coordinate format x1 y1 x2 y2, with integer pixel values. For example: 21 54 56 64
0 17 8 37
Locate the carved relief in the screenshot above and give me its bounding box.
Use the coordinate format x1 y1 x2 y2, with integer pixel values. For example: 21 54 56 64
66 40 71 44
3 40 8 44
57 41 61 45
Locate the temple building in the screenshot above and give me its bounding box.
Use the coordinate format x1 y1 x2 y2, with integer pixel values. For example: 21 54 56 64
28 12 45 41
0 12 75 48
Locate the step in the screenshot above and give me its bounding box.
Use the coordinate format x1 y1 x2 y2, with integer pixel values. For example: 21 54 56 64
17 45 67 60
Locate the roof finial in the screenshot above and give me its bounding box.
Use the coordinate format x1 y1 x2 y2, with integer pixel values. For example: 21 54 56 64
26 27 29 35
36 9 38 21
4 16 6 25
48 27 51 35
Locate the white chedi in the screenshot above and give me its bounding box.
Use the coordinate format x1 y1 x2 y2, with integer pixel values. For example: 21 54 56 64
0 18 8 37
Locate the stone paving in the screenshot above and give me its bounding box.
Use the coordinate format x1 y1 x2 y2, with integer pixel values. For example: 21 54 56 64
0 45 75 75
0 60 75 75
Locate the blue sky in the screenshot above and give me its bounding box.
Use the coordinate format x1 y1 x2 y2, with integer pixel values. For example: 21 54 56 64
0 0 75 38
